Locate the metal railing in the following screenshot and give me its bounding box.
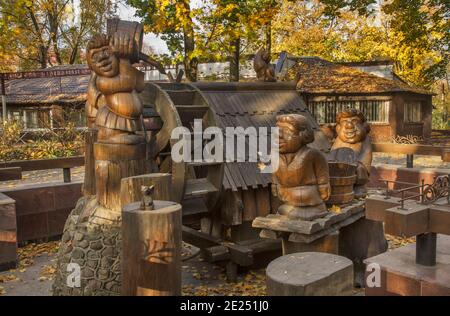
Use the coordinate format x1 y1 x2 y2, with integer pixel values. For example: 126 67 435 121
381 175 450 209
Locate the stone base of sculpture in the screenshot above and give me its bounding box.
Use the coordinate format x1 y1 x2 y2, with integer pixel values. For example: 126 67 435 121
278 203 328 221
52 197 122 296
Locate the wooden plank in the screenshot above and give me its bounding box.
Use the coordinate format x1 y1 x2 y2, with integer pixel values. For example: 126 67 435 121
226 243 253 266
0 167 22 181
182 225 221 249
0 156 84 171
203 245 230 262
184 178 218 197
242 188 257 221
255 186 271 217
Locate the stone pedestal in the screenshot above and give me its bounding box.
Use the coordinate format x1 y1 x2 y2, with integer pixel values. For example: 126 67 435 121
266 252 353 296
52 197 122 296
364 234 450 296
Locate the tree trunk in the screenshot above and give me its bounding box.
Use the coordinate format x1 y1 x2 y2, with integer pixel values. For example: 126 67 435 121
181 0 197 82
266 23 272 58
120 173 172 206
122 200 182 296
38 45 48 69
69 43 79 64
229 38 240 82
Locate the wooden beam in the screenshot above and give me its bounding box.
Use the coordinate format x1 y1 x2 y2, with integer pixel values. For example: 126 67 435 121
181 225 221 249
0 156 84 171
0 167 22 181
372 143 449 157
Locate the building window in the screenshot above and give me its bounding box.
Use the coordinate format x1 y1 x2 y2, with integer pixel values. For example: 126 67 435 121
404 101 421 123
307 100 389 124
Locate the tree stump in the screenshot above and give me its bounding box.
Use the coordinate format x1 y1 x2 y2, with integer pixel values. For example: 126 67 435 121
266 252 353 296
122 201 182 296
120 173 171 206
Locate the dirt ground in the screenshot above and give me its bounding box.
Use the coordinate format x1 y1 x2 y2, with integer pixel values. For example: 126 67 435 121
0 234 412 296
0 241 268 296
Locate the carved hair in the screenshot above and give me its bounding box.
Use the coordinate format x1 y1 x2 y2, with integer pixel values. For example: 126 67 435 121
87 34 109 52
336 108 371 133
277 114 315 144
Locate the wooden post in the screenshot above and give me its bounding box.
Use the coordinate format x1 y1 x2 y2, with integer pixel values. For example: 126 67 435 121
406 154 414 168
83 128 97 196
63 168 71 183
120 173 172 206
122 200 182 296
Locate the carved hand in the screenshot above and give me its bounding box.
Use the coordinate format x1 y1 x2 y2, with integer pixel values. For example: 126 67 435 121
110 32 136 59
318 183 331 201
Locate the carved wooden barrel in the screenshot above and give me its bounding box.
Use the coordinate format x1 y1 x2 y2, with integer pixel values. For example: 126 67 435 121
107 18 144 62
327 161 357 205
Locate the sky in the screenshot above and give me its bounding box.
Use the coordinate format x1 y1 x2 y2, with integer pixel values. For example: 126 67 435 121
115 1 170 55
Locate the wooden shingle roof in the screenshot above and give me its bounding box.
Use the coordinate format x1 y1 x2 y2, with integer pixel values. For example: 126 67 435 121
194 82 330 191
4 65 90 105
292 57 432 95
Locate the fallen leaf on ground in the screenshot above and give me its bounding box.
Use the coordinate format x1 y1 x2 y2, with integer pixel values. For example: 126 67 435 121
329 205 341 214
0 274 18 283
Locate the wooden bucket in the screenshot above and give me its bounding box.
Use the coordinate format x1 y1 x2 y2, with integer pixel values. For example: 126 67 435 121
107 18 144 62
327 161 357 205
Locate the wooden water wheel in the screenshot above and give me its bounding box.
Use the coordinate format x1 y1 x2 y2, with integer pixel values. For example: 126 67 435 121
139 82 224 223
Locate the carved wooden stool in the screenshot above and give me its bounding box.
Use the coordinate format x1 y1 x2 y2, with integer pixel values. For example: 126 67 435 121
266 252 353 296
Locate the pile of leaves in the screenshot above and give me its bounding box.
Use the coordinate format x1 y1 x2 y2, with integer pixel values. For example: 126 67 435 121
0 241 60 295
17 241 60 269
386 234 415 250
182 268 266 296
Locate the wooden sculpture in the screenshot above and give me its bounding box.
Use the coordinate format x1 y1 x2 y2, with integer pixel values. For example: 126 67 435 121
272 114 331 221
85 31 147 213
331 108 372 198
87 33 145 145
254 47 276 82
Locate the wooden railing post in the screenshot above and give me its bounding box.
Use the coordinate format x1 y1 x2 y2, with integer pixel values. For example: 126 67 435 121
406 154 414 168
62 167 71 183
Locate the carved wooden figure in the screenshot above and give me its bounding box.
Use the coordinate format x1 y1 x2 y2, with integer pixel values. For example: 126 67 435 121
85 32 147 213
272 114 331 221
254 48 276 82
331 108 372 198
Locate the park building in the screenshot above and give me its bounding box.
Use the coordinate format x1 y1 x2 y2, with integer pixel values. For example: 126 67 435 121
0 57 434 142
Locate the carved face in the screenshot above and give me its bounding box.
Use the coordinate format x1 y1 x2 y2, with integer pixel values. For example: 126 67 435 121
277 121 304 154
336 115 367 144
88 46 119 78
